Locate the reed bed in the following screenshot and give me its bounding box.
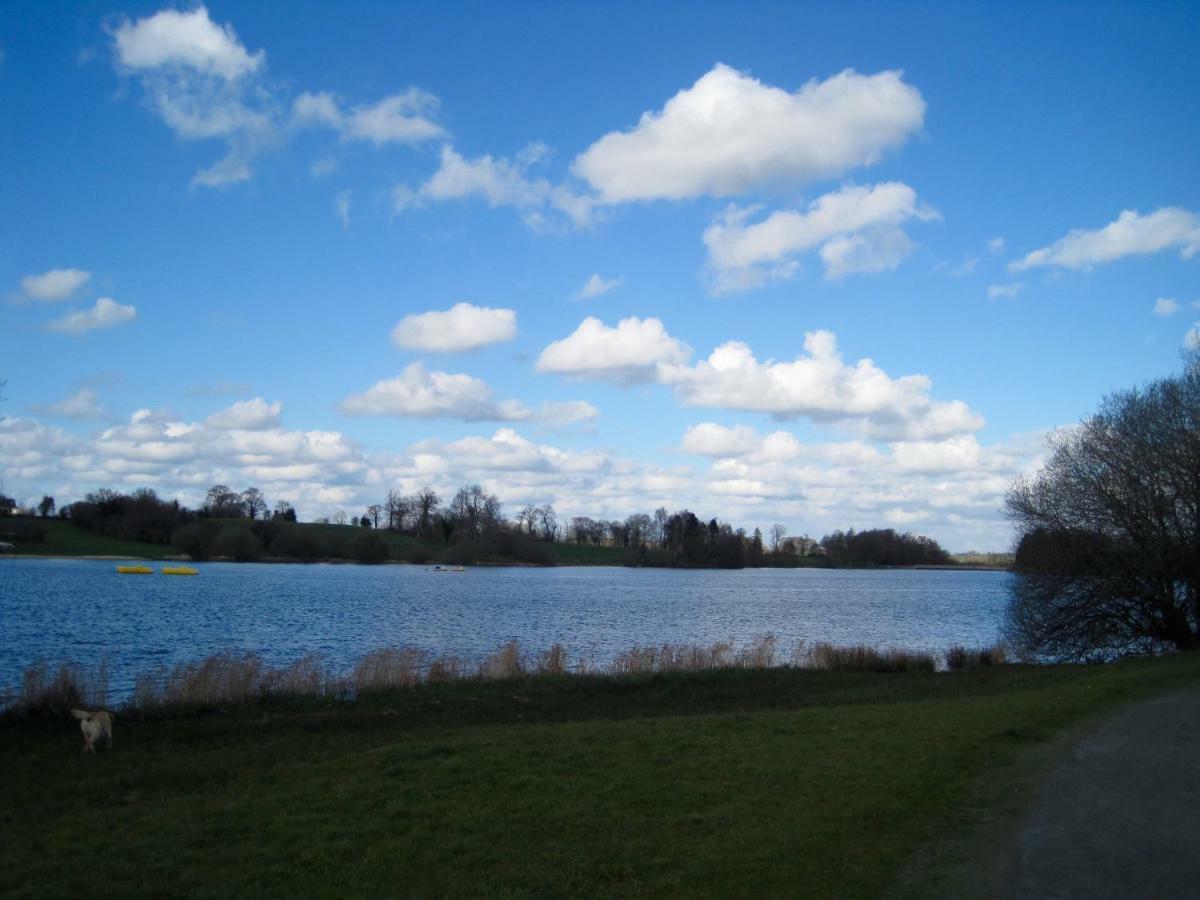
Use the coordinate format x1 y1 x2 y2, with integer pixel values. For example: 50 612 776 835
2 634 980 718
801 642 938 674
944 643 1007 670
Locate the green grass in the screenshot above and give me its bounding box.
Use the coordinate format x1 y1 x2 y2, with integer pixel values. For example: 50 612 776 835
3 654 1198 898
5 519 173 559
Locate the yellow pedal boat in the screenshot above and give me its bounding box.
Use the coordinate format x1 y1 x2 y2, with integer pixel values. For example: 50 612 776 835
162 566 199 576
116 565 154 575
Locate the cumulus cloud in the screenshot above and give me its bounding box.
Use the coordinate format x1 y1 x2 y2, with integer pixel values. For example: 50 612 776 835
987 283 1023 300
577 273 621 299
205 397 282 430
393 145 597 230
1011 207 1200 272
1186 324 1200 351
572 64 925 203
110 6 274 188
112 9 443 188
1153 297 1179 317
20 268 91 302
391 302 517 353
702 182 937 292
658 330 983 440
111 6 263 79
536 316 692 383
31 388 106 421
291 89 446 146
341 363 531 421
46 298 137 335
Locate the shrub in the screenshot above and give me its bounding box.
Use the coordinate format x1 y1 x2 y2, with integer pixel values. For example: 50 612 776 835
353 531 389 564
213 526 264 562
268 525 321 561
172 522 219 561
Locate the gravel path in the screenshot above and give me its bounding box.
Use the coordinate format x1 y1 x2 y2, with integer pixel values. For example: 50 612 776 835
1001 685 1200 899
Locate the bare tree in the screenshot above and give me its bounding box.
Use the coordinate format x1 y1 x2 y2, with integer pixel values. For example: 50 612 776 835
1005 352 1200 659
366 504 384 529
385 488 408 531
770 523 787 553
413 487 439 538
242 487 268 520
537 504 557 542
333 510 348 526
205 484 244 517
517 504 539 535
273 500 297 522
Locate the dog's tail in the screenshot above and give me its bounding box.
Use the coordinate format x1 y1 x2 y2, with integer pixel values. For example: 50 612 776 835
70 709 92 720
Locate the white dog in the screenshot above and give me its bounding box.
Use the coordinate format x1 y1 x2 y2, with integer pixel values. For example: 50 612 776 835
70 709 114 753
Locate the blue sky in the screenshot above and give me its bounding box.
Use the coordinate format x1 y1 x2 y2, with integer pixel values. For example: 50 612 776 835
2 1 1198 549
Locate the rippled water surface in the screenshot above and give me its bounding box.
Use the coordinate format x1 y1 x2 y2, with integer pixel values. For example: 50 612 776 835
1 558 1011 697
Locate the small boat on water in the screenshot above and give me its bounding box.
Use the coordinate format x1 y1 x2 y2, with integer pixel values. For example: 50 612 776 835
116 565 154 575
162 566 199 576
430 565 466 573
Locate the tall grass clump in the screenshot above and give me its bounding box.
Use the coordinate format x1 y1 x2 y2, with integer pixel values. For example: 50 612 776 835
802 642 937 674
945 643 1007 671
353 647 427 694
480 639 525 679
3 659 109 719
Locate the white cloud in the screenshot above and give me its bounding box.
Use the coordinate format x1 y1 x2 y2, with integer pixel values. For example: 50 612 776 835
205 398 282 431
658 330 983 440
391 302 517 353
537 316 692 383
1011 207 1200 272
577 273 621 299
32 388 106 421
681 422 762 457
335 190 351 228
47 298 137 335
702 182 937 292
113 11 442 189
292 89 446 146
111 6 263 80
987 283 1024 299
987 237 1006 254
572 64 925 203
1153 297 1179 317
394 145 597 230
538 400 600 427
341 363 531 421
110 6 275 189
1185 324 1200 351
343 90 446 145
20 268 91 302
292 91 342 129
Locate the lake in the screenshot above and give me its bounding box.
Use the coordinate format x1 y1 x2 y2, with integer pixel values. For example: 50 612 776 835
0 558 1011 699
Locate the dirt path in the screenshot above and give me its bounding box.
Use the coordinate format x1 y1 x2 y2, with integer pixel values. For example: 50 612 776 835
1000 685 1200 899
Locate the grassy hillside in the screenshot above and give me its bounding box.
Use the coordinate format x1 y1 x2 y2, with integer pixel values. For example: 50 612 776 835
1 517 173 559
2 653 1198 897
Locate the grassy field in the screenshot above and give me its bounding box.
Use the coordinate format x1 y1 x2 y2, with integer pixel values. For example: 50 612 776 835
3 653 1198 898
3 518 174 558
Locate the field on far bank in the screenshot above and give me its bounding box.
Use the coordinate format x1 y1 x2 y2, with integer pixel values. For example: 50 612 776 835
3 653 1197 897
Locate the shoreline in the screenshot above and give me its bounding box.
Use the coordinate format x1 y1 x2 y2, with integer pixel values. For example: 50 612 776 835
1 552 1011 571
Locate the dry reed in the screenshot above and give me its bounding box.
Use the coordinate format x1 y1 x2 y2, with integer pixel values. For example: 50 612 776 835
945 643 1007 671
7 659 110 717
3 634 968 717
802 642 937 674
